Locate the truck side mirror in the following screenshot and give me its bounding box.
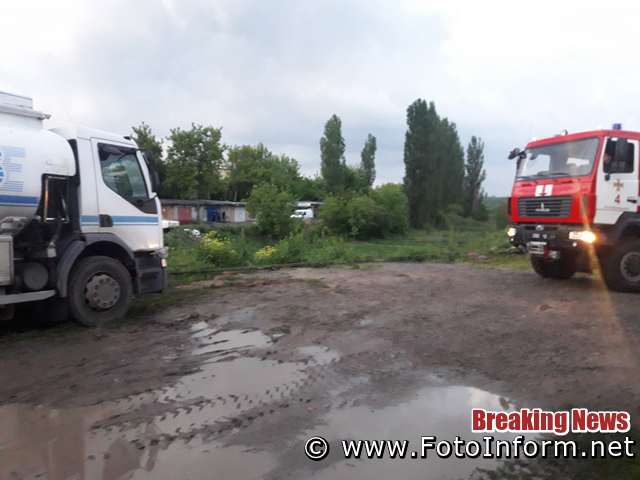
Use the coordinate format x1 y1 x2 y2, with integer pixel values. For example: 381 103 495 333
151 169 161 193
141 150 161 193
508 148 521 160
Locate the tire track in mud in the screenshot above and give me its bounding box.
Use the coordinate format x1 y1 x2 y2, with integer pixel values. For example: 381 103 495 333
75 321 347 457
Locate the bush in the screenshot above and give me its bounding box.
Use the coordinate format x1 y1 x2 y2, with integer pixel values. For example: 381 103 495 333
495 201 509 229
319 184 410 240
346 195 386 239
370 184 409 235
318 195 350 236
253 245 278 264
269 232 307 263
199 231 240 267
246 184 296 238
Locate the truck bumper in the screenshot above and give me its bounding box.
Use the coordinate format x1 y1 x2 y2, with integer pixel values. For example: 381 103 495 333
134 252 168 294
508 223 599 255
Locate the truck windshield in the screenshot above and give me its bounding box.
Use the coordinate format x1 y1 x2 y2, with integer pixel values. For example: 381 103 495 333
517 137 599 179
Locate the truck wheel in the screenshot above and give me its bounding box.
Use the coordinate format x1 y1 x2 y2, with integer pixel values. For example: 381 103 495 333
530 255 576 280
68 256 133 327
601 240 640 292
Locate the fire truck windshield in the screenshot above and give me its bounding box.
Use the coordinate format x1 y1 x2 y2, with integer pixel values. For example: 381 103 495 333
517 137 599 179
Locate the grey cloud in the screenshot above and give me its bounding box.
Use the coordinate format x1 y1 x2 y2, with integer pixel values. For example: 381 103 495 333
4 1 639 195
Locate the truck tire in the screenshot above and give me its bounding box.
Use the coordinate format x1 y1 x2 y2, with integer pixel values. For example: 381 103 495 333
530 255 576 280
68 256 133 327
601 239 640 292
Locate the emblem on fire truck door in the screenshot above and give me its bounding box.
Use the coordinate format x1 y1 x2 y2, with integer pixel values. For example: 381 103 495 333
612 179 624 204
613 179 624 192
535 184 553 197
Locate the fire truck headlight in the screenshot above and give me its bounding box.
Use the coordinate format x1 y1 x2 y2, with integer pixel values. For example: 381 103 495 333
569 230 597 244
507 227 517 238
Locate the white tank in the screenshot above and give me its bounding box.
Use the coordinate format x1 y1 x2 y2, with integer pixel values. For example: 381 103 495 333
0 92 76 234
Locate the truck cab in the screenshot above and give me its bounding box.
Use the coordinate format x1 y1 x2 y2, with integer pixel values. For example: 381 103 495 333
507 125 640 291
0 92 166 325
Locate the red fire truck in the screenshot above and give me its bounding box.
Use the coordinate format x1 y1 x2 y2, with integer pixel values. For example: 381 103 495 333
507 124 640 291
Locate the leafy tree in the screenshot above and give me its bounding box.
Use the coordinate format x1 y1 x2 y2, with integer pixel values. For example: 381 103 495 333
463 136 487 218
360 134 377 187
343 165 369 193
402 99 464 227
440 119 465 207
291 176 326 201
403 99 438 227
132 122 166 195
226 144 300 200
165 124 224 199
246 184 296 238
320 114 346 193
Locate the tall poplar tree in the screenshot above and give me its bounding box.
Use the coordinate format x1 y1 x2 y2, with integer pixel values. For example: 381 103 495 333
403 99 465 227
463 136 487 218
320 114 346 193
360 134 377 187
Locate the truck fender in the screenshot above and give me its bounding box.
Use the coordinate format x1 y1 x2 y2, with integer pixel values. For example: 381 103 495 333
56 240 86 297
56 234 136 297
600 213 640 245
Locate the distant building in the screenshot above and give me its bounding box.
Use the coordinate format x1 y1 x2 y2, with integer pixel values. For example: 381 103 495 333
161 199 253 225
296 201 323 218
161 199 323 225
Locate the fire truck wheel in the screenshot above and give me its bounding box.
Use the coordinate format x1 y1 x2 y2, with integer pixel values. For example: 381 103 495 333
601 240 640 292
68 256 133 327
530 255 576 280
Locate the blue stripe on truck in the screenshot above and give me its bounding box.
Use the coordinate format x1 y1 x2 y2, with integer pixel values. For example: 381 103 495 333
0 194 39 206
81 215 158 226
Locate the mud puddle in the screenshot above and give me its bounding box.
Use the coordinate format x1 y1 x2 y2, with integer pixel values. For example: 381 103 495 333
0 320 528 480
292 385 528 480
0 326 330 480
0 382 526 480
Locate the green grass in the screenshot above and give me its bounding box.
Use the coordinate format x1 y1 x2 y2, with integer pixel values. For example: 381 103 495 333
164 216 528 285
344 228 528 268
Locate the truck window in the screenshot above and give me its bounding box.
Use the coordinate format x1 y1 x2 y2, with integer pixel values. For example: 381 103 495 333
98 144 148 203
604 138 635 174
518 138 599 179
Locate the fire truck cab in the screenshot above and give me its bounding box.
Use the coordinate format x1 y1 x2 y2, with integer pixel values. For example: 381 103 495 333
507 125 640 291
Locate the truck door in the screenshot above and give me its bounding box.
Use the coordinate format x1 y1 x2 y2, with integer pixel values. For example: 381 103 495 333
594 137 639 225
89 140 161 251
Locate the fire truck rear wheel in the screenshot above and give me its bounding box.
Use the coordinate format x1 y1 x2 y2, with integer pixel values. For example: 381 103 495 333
68 256 133 327
530 255 576 280
601 239 640 292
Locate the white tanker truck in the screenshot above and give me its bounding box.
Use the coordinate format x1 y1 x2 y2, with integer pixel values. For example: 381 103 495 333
0 92 166 326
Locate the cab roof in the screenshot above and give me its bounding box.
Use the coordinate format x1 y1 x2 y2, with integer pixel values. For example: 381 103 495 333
51 125 138 148
527 129 640 149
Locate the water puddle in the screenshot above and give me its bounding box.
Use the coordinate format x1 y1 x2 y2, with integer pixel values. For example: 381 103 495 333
191 328 272 357
297 385 528 480
298 345 341 365
0 327 309 480
0 402 276 480
0 323 533 480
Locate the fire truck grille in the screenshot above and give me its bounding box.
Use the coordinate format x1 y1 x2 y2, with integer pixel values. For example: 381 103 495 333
517 196 572 218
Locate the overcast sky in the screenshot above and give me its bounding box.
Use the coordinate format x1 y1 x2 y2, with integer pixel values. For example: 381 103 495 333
2 1 639 195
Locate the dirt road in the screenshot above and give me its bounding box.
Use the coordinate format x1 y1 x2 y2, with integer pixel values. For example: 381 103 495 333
1 262 639 479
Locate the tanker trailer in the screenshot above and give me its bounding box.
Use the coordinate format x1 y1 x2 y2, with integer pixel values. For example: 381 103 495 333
0 92 166 326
